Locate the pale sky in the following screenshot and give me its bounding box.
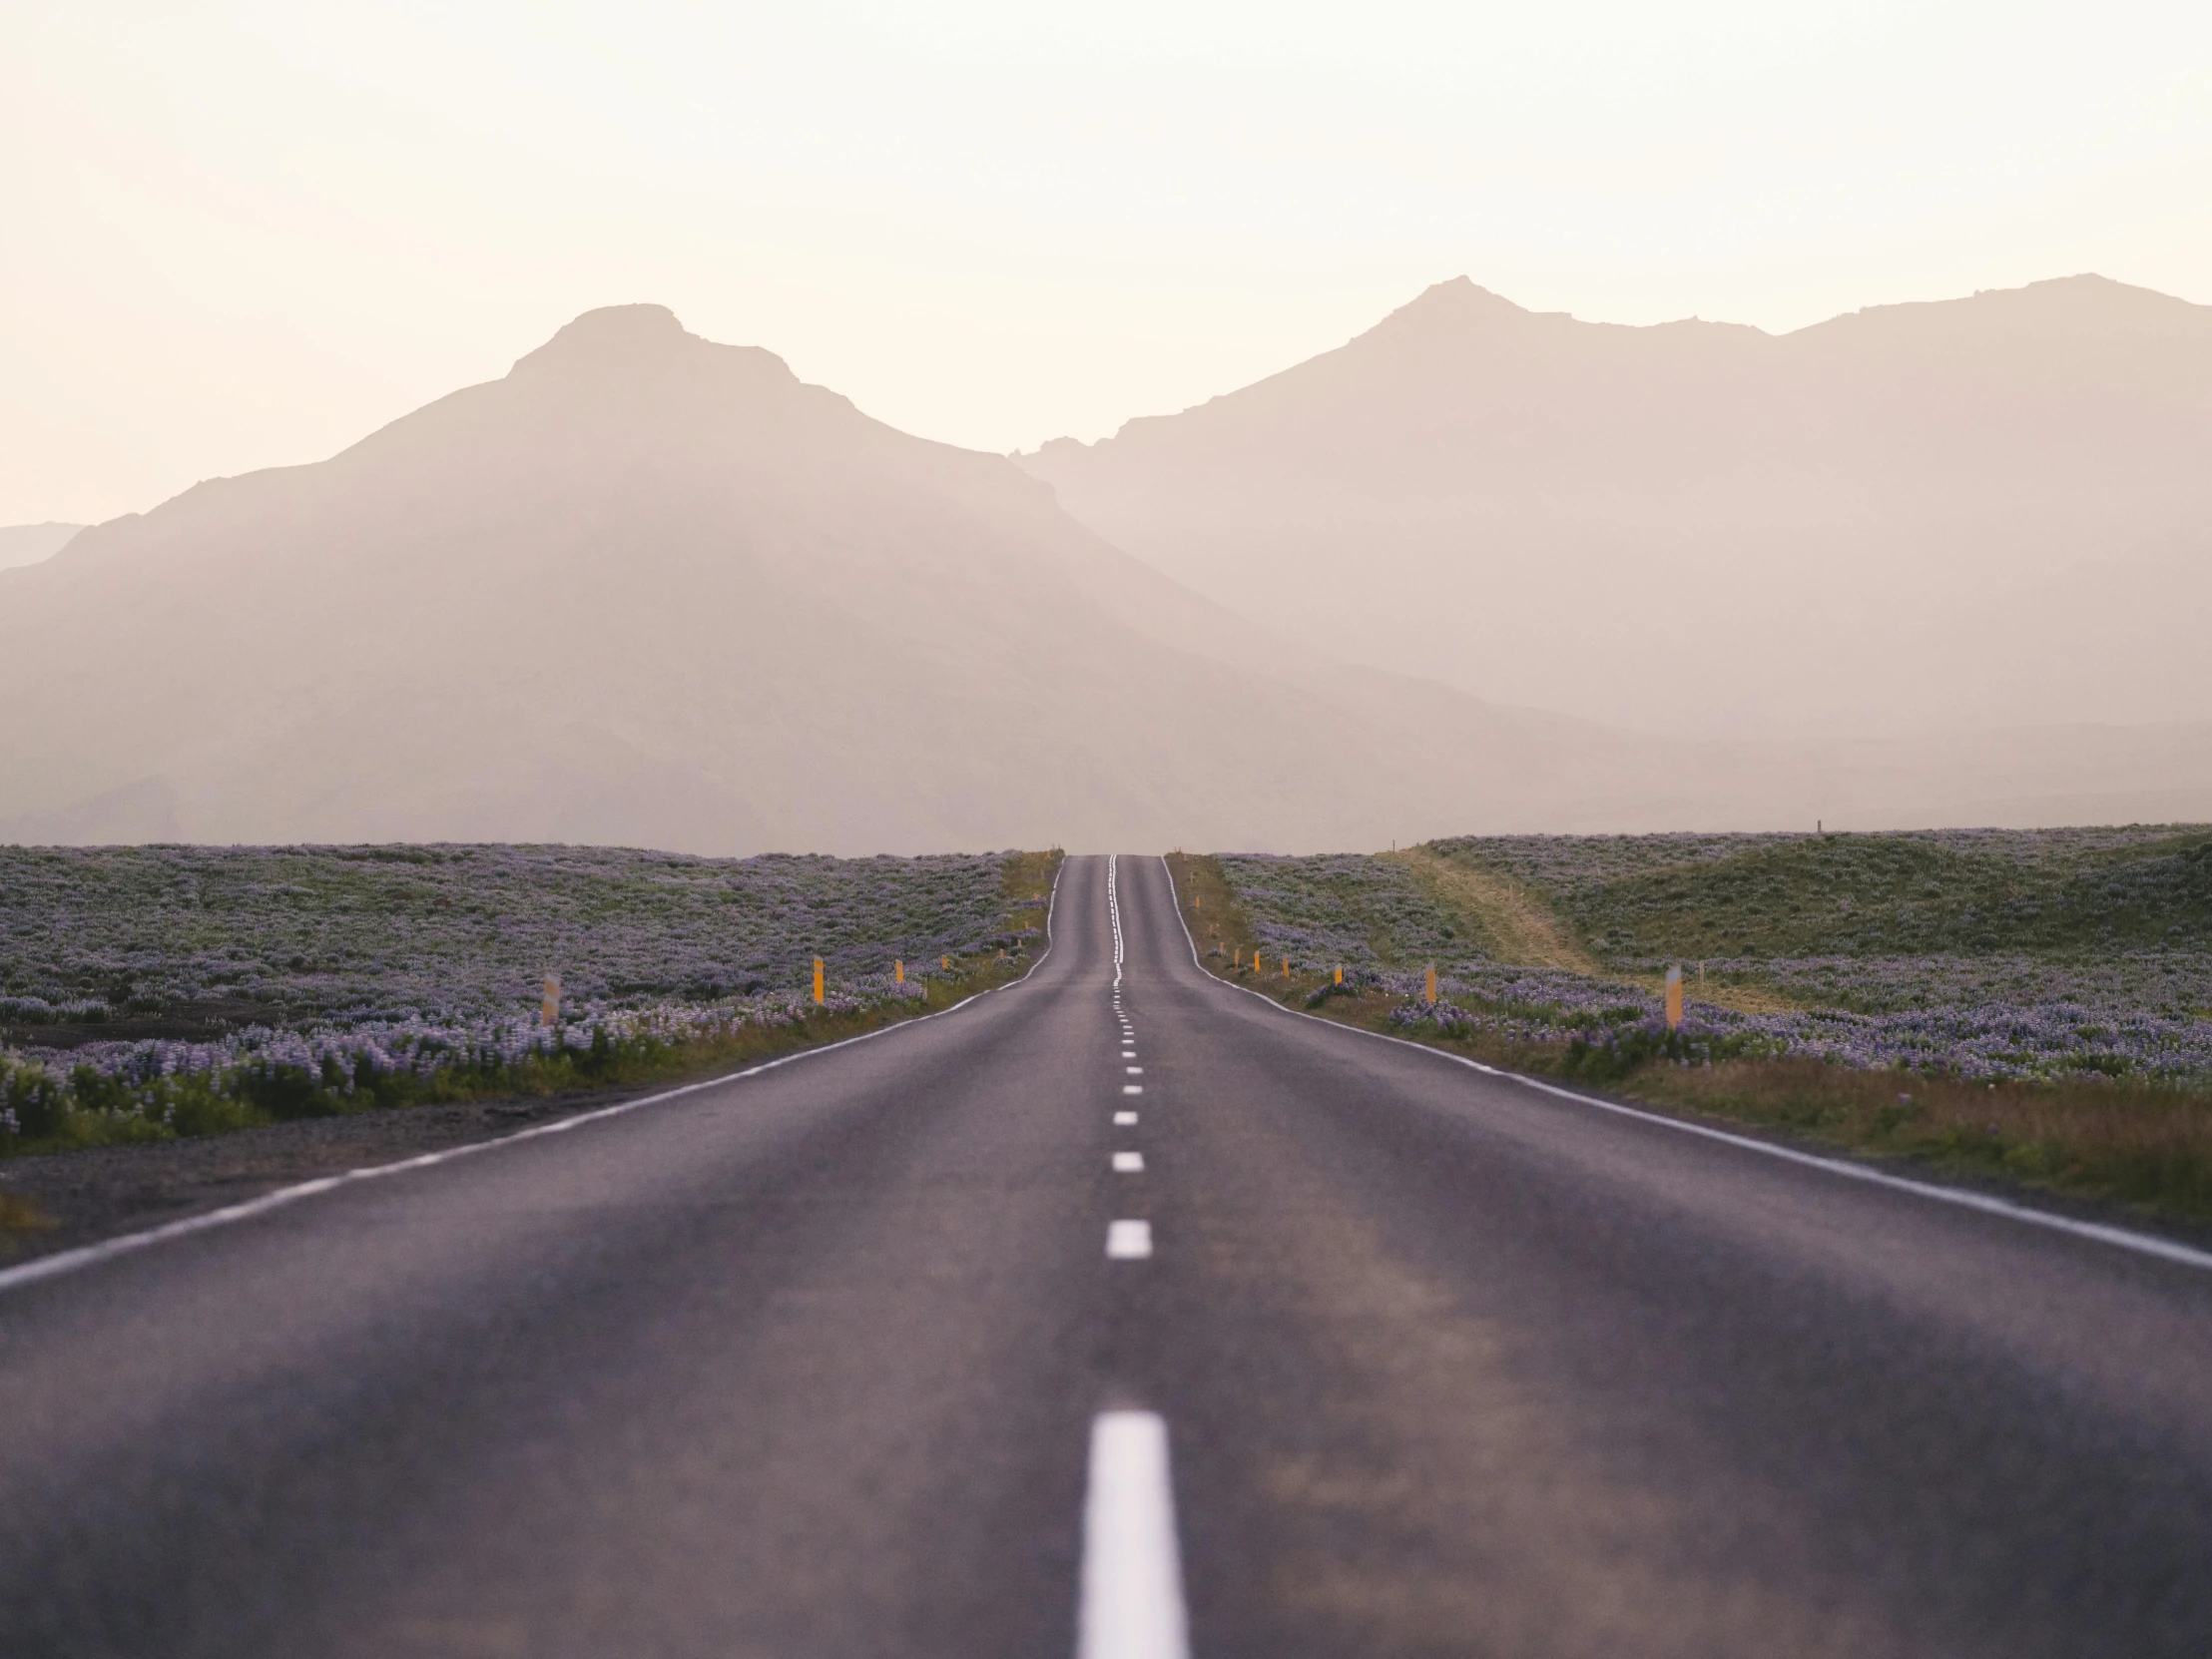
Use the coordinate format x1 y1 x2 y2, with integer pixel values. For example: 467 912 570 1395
4 0 2209 526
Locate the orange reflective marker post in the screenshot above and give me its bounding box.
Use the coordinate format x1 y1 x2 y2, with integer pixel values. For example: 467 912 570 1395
894 960 903 985
1335 966 1344 986
1424 964 1437 1004
1282 957 1290 978
1665 965 1683 1031
541 973 560 1028
813 957 825 1005
942 955 950 971
1252 948 1261 973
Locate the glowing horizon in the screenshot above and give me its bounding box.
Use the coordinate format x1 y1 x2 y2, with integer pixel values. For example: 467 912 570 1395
5 0 2210 524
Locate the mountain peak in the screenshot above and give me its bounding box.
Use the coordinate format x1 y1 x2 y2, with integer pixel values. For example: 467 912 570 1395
1393 276 1526 320
510 303 698 379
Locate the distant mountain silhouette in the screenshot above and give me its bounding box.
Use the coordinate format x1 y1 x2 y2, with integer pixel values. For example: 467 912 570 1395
0 522 84 572
0 307 1645 850
1022 276 2212 740
5 304 2206 852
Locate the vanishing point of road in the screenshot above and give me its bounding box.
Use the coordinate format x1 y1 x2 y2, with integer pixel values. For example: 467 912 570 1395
2 854 2210 1657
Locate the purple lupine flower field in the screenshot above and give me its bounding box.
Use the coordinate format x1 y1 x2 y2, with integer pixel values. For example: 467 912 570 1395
0 844 1045 1140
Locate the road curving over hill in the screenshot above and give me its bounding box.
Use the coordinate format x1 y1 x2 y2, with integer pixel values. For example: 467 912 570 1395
1 854 2209 1655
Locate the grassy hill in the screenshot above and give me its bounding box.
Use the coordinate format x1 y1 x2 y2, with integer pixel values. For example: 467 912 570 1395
1428 828 2212 962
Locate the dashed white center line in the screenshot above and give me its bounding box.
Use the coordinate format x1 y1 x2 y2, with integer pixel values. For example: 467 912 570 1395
1077 1410 1190 1659
1079 868 1188 1658
1106 1220 1153 1260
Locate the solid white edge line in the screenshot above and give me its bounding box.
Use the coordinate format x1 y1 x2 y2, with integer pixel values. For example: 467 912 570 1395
1155 856 2212 1277
1076 1409 1191 1659
0 856 1073 1300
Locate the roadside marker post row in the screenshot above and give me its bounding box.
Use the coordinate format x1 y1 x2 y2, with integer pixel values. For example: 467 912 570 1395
0 858 1073 1303
1158 853 2212 1280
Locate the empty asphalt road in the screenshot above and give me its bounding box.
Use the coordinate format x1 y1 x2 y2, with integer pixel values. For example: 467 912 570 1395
3 853 2211 1657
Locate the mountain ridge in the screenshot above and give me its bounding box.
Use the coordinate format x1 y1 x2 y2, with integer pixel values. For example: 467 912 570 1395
0 306 1689 852
7 301 2206 852
1020 273 2212 741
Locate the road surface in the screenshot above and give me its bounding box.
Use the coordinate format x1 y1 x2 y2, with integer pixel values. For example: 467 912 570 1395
2 853 2210 1657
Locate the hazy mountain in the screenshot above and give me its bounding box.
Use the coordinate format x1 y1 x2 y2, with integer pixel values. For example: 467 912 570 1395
1021 275 2212 740
5 303 2204 854
0 305 1662 852
0 522 84 572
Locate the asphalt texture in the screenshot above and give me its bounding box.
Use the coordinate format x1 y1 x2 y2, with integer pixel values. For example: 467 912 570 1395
2 852 2210 1657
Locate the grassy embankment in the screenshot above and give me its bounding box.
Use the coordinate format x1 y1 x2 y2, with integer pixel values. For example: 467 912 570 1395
1168 838 2212 1227
0 848 1062 1173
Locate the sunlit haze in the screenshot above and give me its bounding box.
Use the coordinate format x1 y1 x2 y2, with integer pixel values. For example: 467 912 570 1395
7 9 2212 1634
6 0 2210 524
